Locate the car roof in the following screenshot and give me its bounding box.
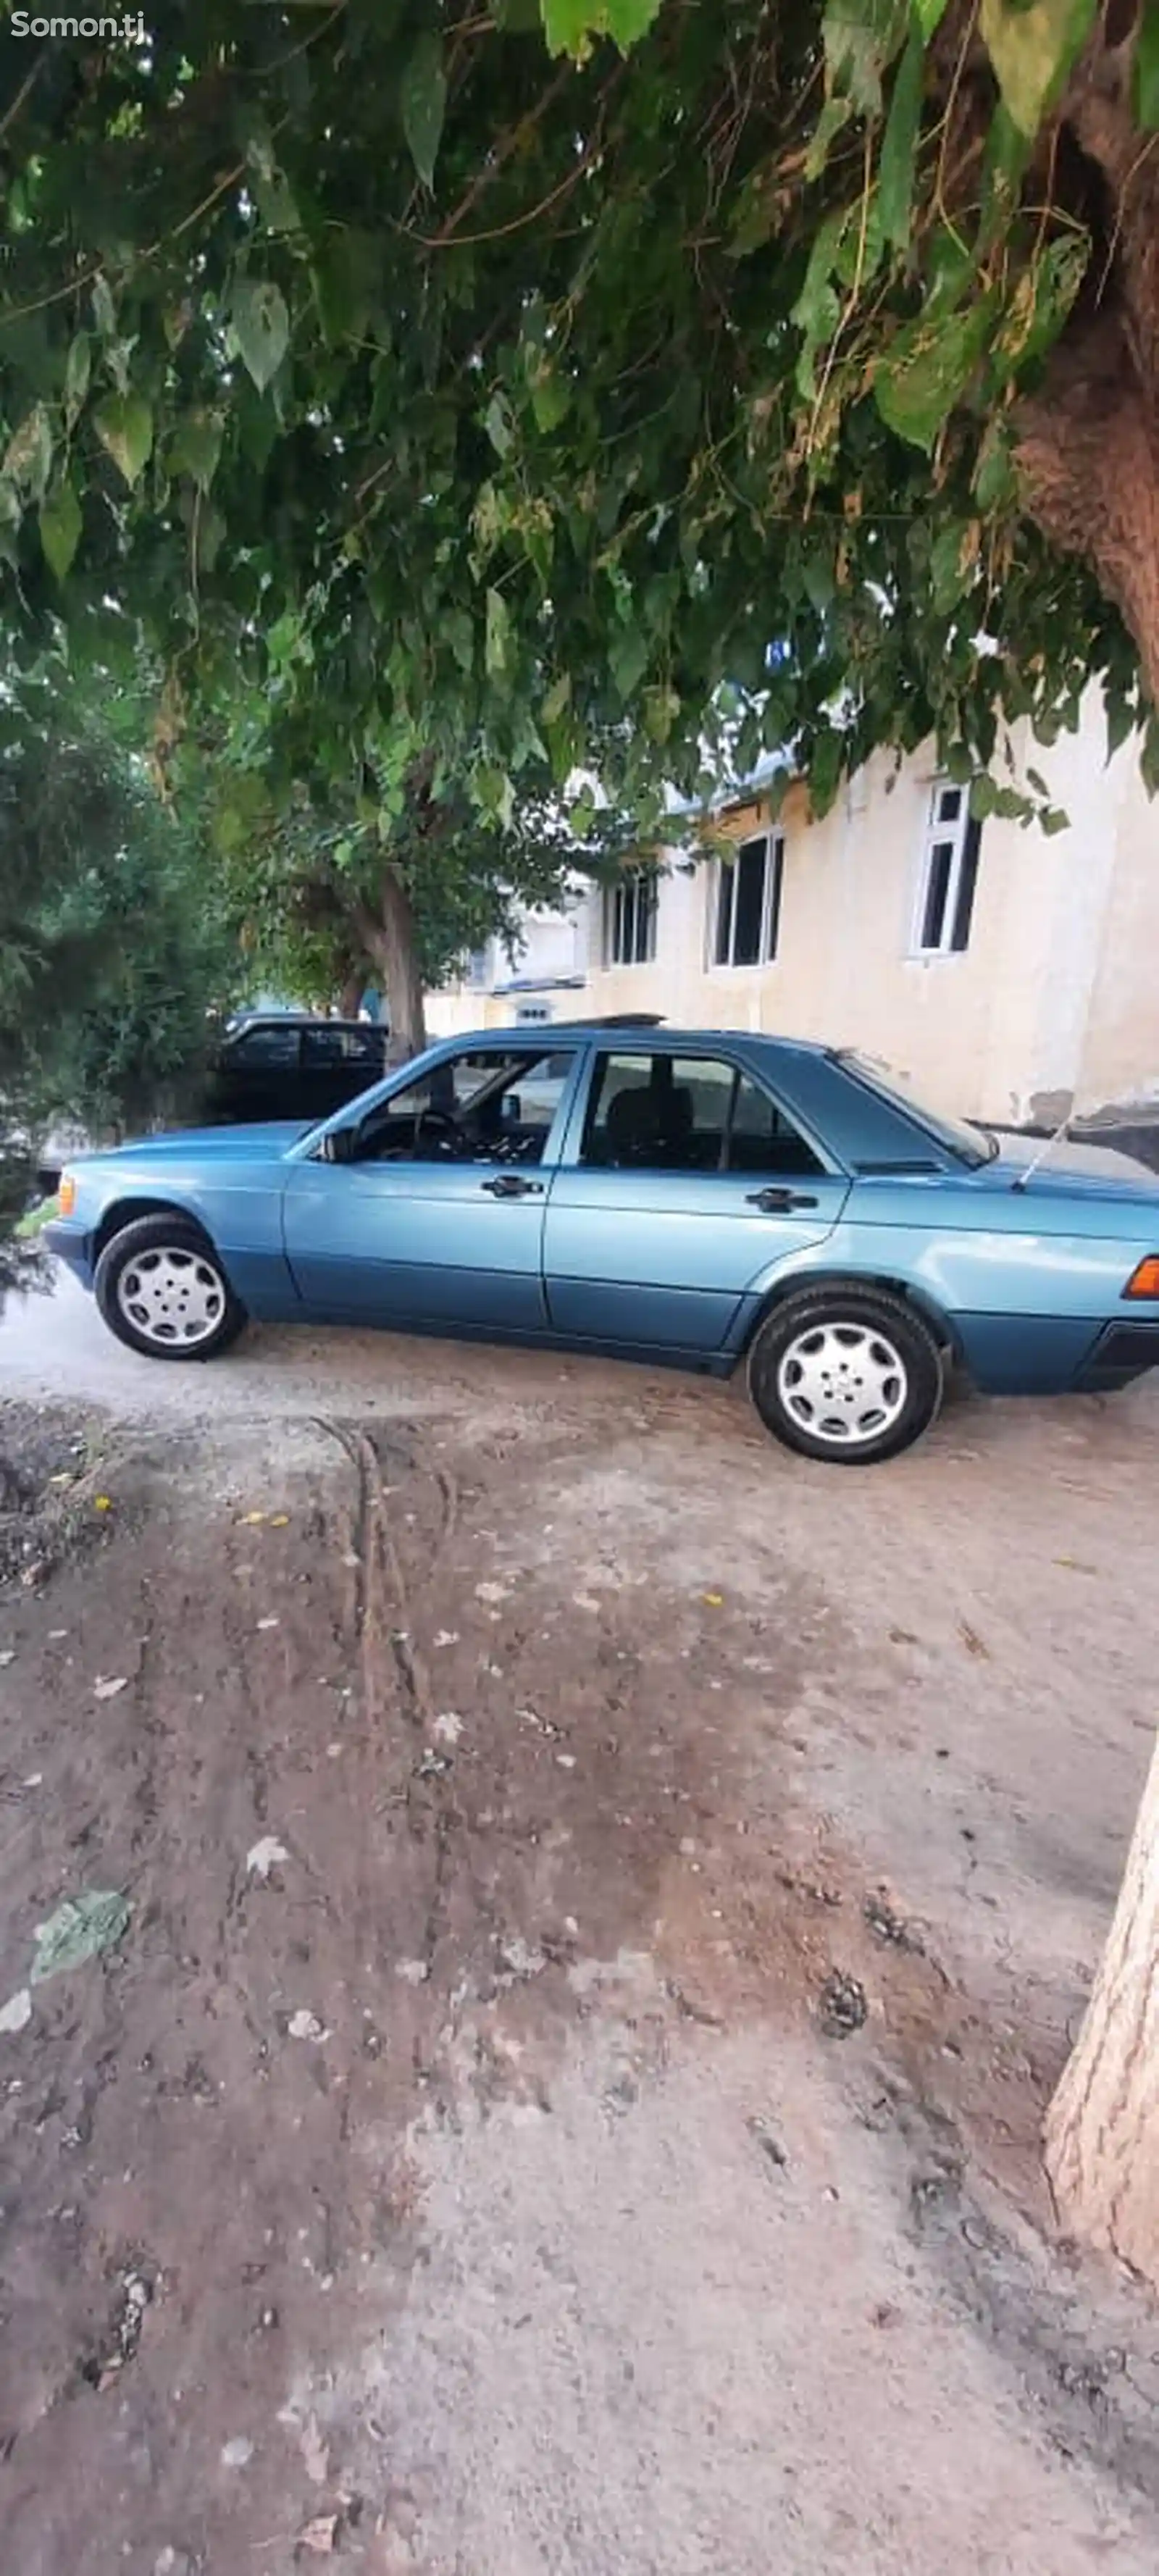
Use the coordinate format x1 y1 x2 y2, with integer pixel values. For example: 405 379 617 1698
477 1021 829 1058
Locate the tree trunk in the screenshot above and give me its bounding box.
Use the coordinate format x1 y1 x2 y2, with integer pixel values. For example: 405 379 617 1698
1016 47 1159 712
354 864 427 1065
1017 315 1159 713
338 969 364 1020
1044 1734 1159 2279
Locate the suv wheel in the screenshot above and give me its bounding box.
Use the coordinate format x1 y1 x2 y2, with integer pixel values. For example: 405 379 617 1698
748 1284 943 1465
94 1216 247 1362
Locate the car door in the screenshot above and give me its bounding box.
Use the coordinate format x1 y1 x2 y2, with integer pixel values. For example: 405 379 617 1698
280 1042 582 1331
543 1045 850 1350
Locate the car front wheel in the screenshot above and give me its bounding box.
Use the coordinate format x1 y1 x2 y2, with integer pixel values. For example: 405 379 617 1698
747 1284 944 1465
94 1216 248 1362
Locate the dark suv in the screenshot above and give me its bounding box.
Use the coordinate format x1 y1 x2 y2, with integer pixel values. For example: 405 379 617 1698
205 1016 390 1126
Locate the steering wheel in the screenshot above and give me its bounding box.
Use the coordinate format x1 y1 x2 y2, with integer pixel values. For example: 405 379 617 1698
412 1108 464 1158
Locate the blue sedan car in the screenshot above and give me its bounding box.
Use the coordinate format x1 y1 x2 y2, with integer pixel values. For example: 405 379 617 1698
46 1026 1159 1465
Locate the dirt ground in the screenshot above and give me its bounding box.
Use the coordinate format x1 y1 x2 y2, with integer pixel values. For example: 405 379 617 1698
4 1269 1159 2573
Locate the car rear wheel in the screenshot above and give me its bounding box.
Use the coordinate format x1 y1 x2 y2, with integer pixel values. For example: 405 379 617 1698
748 1284 943 1465
94 1216 247 1363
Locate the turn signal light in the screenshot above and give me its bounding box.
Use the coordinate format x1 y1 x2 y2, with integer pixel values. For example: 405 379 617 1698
58 1173 75 1217
1123 1255 1159 1299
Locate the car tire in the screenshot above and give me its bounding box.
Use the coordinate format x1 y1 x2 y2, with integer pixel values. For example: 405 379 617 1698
94 1216 248 1363
747 1283 944 1465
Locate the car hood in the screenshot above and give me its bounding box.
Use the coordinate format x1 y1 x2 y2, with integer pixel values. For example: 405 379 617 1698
987 1130 1159 1202
73 1121 314 1168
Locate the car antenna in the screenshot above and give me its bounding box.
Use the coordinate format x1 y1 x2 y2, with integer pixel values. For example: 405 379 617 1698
1011 1108 1072 1194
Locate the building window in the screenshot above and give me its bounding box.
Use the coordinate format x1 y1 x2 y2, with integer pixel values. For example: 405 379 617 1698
913 784 982 955
605 872 658 967
713 833 784 968
466 947 491 989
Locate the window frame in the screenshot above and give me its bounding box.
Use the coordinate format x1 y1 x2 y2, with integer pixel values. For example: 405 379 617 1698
575 1043 830 1179
229 1021 303 1068
910 782 983 958
603 870 658 969
710 830 784 970
340 1039 583 1166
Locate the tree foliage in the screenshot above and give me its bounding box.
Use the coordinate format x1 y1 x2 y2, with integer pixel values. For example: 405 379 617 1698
1 0 1157 888
0 678 233 1295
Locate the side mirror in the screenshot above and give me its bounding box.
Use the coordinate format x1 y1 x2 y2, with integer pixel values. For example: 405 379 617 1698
321 1124 358 1164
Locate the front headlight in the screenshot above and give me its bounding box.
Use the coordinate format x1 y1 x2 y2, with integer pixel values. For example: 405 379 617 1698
58 1171 76 1217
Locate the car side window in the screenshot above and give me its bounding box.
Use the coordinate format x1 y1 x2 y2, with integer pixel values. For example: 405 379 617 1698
581 1052 824 1176
231 1025 301 1066
355 1048 574 1164
302 1026 381 1068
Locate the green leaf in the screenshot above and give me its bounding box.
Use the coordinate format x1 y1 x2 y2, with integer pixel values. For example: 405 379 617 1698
541 0 661 58
1136 2 1159 125
233 278 290 393
253 167 301 235
529 365 571 434
973 419 1016 511
610 624 648 700
445 608 474 674
874 301 993 450
790 209 844 396
913 0 950 27
93 392 153 488
91 272 115 338
2 403 53 499
878 26 924 251
485 391 514 458
168 408 224 495
485 585 512 679
38 479 81 581
808 727 844 816
64 333 91 428
979 0 1097 138
1040 805 1069 836
401 32 447 191
821 0 908 122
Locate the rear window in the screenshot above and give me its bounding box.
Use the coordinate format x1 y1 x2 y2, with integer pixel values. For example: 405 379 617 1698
837 1050 992 1168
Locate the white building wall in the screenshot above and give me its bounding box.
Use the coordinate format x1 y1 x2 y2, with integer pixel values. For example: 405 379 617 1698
426 693 1159 1125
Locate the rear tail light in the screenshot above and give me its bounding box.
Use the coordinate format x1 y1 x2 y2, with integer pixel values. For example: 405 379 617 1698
1123 1255 1159 1298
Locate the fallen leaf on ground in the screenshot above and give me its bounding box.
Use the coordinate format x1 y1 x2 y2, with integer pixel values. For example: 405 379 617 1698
93 1675 128 1699
701 1592 724 1607
256 1617 280 1632
238 1511 267 1526
301 2413 330 2485
298 2517 338 2556
958 1622 990 1660
269 1513 290 1528
93 1495 112 1512
0 1988 32 2034
30 1889 131 1983
433 1628 459 1647
48 1472 72 1486
246 1836 290 1881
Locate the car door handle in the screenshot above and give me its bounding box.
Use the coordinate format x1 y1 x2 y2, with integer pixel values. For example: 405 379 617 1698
480 1174 545 1197
745 1187 819 1213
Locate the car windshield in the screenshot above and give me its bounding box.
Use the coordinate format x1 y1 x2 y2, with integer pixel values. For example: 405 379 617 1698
836 1050 996 1169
